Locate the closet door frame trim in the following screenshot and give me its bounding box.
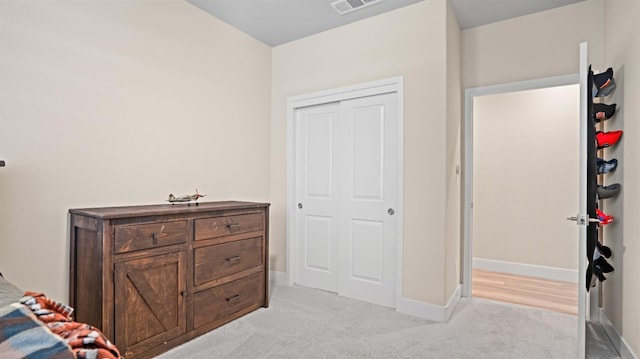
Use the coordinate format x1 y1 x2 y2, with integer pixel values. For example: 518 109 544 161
285 76 404 308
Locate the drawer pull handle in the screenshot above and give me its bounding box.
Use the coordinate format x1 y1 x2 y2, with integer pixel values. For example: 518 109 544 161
152 233 159 245
226 223 240 230
226 295 240 304
226 256 241 264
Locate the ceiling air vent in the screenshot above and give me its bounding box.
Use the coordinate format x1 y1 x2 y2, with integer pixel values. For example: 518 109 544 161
331 0 381 15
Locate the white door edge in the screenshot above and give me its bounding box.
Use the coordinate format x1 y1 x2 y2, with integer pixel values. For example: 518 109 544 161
461 73 579 298
286 76 404 308
577 41 588 359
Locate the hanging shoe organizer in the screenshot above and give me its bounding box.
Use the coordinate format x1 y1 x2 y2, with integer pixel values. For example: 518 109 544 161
586 66 621 289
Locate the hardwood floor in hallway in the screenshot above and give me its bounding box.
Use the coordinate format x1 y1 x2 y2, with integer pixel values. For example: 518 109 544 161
472 269 578 315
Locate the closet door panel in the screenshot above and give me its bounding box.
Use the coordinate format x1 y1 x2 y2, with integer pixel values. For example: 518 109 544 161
295 103 341 293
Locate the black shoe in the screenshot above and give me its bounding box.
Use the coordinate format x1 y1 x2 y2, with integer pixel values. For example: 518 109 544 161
594 256 615 273
592 267 607 282
593 103 617 122
596 241 612 258
593 68 616 97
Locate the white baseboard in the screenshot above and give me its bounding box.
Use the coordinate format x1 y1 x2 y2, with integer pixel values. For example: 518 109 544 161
473 258 578 283
274 270 461 323
599 309 639 359
445 285 462 320
396 285 461 323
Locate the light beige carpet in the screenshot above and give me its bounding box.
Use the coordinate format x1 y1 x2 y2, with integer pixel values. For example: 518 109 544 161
157 284 618 359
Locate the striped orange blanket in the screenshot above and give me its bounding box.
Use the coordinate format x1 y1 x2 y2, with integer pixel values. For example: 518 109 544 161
20 292 120 359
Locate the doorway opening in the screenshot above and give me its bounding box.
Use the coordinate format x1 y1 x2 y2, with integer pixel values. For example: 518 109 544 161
462 75 581 316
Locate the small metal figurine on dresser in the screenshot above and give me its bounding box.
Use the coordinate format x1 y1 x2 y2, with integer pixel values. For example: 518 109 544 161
167 189 206 205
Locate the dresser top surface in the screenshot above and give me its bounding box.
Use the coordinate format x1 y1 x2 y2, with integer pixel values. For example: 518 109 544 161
69 201 270 219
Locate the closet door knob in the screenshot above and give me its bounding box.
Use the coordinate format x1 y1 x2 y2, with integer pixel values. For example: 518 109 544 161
298 203 303 209
388 208 395 216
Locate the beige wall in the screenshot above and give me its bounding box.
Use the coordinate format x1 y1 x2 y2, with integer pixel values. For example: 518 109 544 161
3 0 612 322
602 0 640 355
271 0 459 305
462 0 604 89
0 0 462 311
0 1 271 302
472 85 579 271
463 0 637 352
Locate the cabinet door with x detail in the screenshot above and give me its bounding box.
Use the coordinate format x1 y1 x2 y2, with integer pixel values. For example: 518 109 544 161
114 251 187 358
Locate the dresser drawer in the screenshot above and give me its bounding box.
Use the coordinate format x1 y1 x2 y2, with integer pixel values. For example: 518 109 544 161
195 213 263 241
115 221 187 254
192 272 263 329
193 237 263 286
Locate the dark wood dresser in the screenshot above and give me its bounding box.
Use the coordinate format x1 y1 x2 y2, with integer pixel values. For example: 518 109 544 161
69 201 270 358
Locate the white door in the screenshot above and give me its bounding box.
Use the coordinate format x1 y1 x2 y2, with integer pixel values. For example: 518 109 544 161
295 102 341 293
296 93 398 308
575 41 588 359
337 94 397 307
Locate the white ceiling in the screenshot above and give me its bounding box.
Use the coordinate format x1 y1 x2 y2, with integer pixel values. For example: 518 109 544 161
186 0 586 47
449 0 585 29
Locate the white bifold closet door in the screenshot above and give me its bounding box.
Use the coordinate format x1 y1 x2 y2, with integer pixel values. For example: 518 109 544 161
295 93 398 308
